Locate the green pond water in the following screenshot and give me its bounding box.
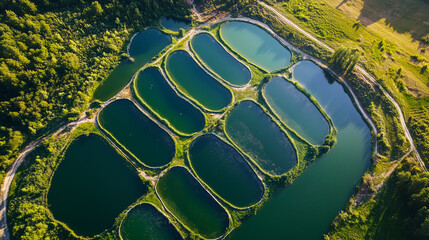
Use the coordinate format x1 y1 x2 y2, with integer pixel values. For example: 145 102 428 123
228 61 371 239
48 134 147 237
225 100 297 175
93 28 171 101
220 21 291 72
189 134 264 208
264 76 330 145
166 50 232 111
98 99 175 167
156 167 229 239
160 16 191 32
135 67 205 135
120 203 181 240
191 32 251 86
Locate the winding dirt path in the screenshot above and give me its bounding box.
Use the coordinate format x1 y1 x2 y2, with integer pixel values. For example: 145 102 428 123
258 1 425 170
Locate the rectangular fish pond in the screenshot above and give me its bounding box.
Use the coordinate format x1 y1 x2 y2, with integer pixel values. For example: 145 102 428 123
97 99 175 168
134 67 205 135
225 100 297 176
220 21 291 72
165 50 232 111
188 134 264 208
191 32 251 86
120 203 182 240
93 28 172 101
156 166 230 239
48 134 147 237
160 16 191 32
263 76 331 145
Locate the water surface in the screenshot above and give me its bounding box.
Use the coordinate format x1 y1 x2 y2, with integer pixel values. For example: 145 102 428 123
264 76 330 145
93 29 171 101
189 134 264 207
166 50 232 111
160 16 191 32
98 99 175 167
229 61 371 239
48 134 147 237
156 167 229 239
135 67 205 134
120 203 181 240
191 32 251 86
220 21 291 72
225 100 297 175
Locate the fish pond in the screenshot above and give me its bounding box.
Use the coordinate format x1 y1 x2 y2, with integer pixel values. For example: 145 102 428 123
160 16 191 32
48 134 147 237
166 50 232 111
134 67 205 135
156 167 229 239
228 61 371 239
189 134 264 208
191 32 251 86
93 28 171 101
225 100 297 175
264 76 330 145
98 99 175 167
120 203 181 240
220 21 291 72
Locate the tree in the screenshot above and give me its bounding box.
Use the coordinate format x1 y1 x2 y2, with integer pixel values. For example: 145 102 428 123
91 1 103 16
329 46 361 75
59 52 80 72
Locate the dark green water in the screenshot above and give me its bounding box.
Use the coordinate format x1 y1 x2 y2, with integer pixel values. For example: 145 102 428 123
166 50 232 111
156 167 229 239
135 67 205 135
48 134 147 237
93 29 171 101
225 100 297 175
220 21 291 72
191 33 251 86
228 61 371 239
98 99 175 167
120 203 181 240
160 16 191 32
189 134 264 208
264 76 330 145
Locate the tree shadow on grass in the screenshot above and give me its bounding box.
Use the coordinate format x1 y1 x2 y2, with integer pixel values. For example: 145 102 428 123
337 0 429 41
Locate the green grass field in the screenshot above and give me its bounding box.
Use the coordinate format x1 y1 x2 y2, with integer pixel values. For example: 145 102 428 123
270 0 429 164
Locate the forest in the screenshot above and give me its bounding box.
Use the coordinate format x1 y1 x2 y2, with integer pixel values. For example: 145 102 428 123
0 0 190 183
